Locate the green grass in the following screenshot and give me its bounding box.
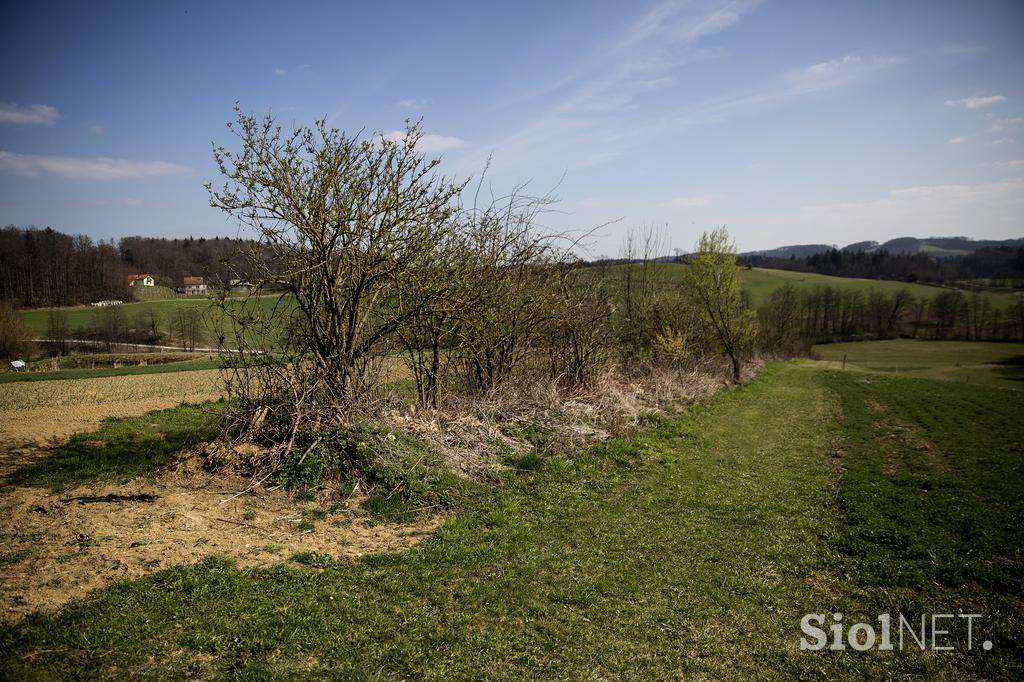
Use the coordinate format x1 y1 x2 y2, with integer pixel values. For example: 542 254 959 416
0 358 220 384
603 263 1014 310
19 297 212 339
822 371 1023 680
130 285 182 301
2 362 1020 678
811 339 1024 388
6 401 223 490
734 267 1018 309
17 294 289 347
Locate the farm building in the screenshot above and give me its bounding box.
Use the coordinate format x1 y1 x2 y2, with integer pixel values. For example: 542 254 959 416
181 276 207 295
127 273 155 287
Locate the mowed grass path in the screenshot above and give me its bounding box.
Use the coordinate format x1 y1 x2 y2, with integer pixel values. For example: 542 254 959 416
2 365 1021 678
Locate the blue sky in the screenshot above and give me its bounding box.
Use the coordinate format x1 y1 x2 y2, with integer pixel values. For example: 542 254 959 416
1 0 1022 254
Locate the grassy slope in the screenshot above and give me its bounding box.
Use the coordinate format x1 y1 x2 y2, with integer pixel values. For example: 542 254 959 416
130 285 181 301
2 363 1021 678
735 267 1017 309
18 294 288 346
811 339 1024 388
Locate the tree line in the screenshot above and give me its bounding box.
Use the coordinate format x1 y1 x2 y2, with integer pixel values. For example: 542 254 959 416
742 246 1024 286
759 284 1024 356
0 225 255 307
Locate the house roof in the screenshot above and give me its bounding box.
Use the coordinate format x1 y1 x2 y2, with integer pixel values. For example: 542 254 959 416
127 273 151 281
183 276 205 285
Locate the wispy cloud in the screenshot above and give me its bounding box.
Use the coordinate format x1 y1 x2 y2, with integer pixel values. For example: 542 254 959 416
785 55 902 93
982 159 1024 169
948 136 967 145
686 54 902 122
273 63 311 77
940 43 987 55
0 151 190 180
382 131 466 152
944 95 1006 110
398 98 428 109
457 1 763 177
0 102 60 126
660 194 716 208
990 117 1024 132
88 124 104 136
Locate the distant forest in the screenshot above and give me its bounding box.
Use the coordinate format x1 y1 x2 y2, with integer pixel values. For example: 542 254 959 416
741 246 1024 286
0 225 252 307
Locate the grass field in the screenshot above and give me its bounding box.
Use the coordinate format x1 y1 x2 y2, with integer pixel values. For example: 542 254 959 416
0 357 221 384
130 285 182 301
734 267 1018 309
0 347 1020 678
810 339 1024 388
17 293 287 347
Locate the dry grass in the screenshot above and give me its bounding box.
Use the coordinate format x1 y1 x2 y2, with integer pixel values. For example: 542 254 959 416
0 461 440 622
378 359 748 481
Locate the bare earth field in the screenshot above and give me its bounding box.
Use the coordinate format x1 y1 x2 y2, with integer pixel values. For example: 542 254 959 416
0 464 440 622
0 369 442 623
0 370 224 458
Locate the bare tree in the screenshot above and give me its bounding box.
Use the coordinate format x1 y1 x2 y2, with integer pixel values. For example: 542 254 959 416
208 108 466 441
0 303 34 360
46 309 70 355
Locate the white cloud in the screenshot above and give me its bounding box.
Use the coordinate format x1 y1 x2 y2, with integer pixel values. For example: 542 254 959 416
0 151 190 180
778 179 1024 243
660 194 716 208
948 136 967 144
0 102 60 126
784 55 903 94
944 95 1006 110
988 137 1015 145
398 98 428 109
382 131 466 152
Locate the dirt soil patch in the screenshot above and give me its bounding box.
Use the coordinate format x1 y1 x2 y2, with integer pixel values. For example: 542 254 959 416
0 466 440 622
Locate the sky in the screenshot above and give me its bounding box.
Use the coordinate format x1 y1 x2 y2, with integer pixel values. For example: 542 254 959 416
1 0 1022 255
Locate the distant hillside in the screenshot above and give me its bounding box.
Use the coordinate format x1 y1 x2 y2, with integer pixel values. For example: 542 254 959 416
741 244 833 259
870 236 1024 256
743 236 1024 259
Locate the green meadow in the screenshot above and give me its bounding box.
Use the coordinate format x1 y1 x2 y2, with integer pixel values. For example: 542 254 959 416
1 343 1021 679
17 293 289 347
810 339 1024 388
